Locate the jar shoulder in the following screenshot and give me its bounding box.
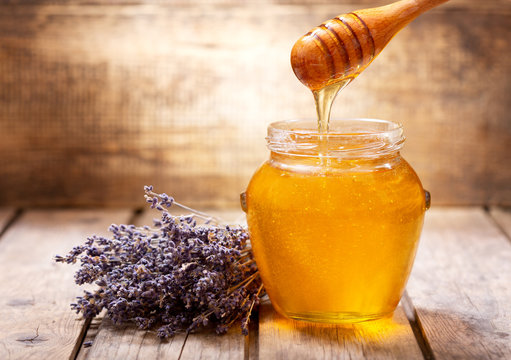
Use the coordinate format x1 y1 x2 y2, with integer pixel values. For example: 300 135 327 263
249 156 423 186
247 157 425 210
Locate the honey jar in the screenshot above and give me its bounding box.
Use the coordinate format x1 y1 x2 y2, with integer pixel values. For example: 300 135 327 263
243 119 428 323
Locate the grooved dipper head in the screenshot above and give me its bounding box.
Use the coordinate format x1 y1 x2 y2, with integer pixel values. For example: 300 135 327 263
290 0 450 91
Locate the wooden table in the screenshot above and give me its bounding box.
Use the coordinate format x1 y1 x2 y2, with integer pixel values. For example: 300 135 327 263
0 207 510 359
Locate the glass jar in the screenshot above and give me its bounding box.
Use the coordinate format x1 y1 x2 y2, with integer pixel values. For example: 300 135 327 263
243 119 428 323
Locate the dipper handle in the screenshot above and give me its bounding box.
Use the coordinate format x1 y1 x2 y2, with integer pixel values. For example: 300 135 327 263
291 0 449 90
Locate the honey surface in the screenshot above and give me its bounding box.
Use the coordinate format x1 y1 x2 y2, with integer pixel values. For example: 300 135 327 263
246 156 425 322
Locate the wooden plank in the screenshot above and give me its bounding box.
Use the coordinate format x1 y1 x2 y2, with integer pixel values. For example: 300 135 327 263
406 207 511 359
0 209 15 234
258 301 423 359
84 317 186 360
0 209 132 360
0 3 510 207
489 207 511 240
179 326 246 360
83 208 247 359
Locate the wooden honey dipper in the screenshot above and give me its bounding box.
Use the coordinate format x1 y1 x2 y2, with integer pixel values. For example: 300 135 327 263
291 0 449 91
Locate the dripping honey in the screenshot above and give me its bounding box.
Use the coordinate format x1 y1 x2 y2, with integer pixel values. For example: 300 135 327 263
313 80 351 133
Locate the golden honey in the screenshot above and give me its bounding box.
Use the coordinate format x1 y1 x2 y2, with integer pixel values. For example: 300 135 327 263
245 119 426 323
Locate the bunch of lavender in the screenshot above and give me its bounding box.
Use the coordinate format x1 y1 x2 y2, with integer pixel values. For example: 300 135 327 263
56 186 263 338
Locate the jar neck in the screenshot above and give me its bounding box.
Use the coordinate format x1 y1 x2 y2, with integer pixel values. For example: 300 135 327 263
266 119 405 172
269 150 402 173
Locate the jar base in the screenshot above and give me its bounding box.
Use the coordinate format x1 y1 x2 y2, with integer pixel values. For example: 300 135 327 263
282 310 394 324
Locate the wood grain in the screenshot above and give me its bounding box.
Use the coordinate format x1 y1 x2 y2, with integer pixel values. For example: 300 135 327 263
81 208 247 359
0 209 132 360
489 207 511 240
179 326 246 360
406 207 511 359
257 301 423 359
83 317 186 360
0 2 509 207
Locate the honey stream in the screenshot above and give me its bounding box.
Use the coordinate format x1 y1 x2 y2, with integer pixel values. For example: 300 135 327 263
312 79 352 134
312 78 353 168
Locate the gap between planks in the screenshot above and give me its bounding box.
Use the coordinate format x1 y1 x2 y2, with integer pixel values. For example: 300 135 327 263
487 206 511 243
401 292 435 360
0 208 22 241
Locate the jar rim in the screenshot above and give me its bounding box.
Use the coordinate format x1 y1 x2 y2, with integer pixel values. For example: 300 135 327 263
267 119 405 158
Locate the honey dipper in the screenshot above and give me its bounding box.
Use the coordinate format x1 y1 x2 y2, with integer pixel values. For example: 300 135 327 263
291 0 449 90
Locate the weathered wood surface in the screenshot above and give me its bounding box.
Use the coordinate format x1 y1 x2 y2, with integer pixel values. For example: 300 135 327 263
178 326 246 360
0 209 132 360
83 317 186 360
1 207 511 359
406 208 511 359
0 1 509 207
489 207 511 240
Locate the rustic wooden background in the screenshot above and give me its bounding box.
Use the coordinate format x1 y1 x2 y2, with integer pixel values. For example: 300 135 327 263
0 0 509 208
